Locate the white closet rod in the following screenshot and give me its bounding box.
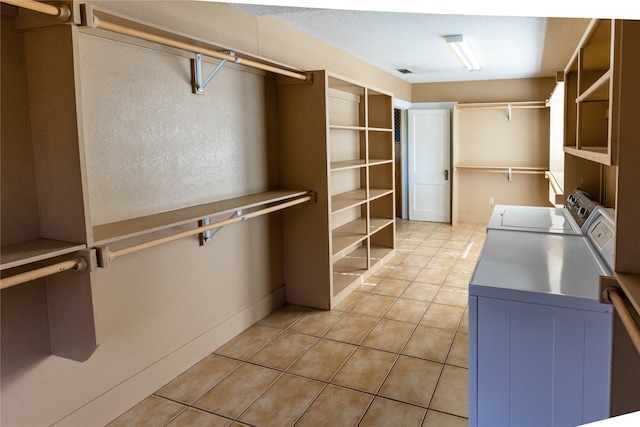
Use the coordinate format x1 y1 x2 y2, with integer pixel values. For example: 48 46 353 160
98 194 312 266
0 257 87 290
90 16 309 82
545 171 563 196
2 0 71 20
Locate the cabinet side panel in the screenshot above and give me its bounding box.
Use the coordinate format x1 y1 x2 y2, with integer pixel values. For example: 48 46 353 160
278 73 331 308
23 25 87 243
477 297 511 426
0 15 40 244
468 295 478 427
614 20 640 274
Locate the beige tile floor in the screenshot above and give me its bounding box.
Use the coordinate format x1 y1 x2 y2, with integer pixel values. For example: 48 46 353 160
108 220 486 427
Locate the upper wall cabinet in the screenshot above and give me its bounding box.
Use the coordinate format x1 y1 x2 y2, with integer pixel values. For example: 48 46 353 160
563 19 638 166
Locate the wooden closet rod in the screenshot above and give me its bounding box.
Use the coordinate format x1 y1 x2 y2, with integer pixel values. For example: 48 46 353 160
98 194 312 267
604 287 640 355
2 0 71 20
545 171 563 196
90 16 309 82
0 257 86 290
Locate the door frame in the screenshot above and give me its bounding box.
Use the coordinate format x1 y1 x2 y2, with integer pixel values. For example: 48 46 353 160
393 98 458 224
395 101 456 221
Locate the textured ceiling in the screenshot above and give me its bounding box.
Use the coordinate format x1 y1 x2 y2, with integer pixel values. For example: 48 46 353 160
230 3 593 83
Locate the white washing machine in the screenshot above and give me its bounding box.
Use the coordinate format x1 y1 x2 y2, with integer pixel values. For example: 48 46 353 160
486 188 599 235
469 207 616 427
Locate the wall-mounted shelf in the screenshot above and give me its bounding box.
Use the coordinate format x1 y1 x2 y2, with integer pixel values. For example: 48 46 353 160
95 191 312 268
456 165 547 182
92 189 310 246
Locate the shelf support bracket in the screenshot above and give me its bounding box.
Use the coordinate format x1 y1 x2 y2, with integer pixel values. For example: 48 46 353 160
199 210 243 245
193 51 240 94
507 103 512 121
508 167 513 182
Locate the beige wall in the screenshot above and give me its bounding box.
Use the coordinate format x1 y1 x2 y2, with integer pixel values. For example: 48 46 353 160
1 2 412 425
411 77 555 223
1 2 559 426
455 107 551 223
413 77 555 103
90 0 412 101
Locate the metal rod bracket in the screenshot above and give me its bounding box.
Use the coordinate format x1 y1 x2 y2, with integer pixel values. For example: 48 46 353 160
199 209 243 245
193 52 238 94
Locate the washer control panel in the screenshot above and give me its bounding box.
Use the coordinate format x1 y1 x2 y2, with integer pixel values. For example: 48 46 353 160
584 207 616 270
565 188 600 229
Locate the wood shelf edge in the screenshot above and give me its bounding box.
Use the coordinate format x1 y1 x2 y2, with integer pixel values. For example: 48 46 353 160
92 189 310 245
1 239 87 271
563 146 612 165
577 70 611 102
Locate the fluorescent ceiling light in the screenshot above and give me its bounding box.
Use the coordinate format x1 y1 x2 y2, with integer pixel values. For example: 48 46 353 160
445 35 481 71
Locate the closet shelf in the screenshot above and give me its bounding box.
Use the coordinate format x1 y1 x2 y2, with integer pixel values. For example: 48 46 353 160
92 189 310 246
563 146 609 164
1 239 86 271
456 165 547 173
330 159 366 171
81 5 308 84
332 189 367 213
369 188 393 201
577 70 611 102
369 159 393 167
456 165 547 182
370 218 394 234
329 124 366 131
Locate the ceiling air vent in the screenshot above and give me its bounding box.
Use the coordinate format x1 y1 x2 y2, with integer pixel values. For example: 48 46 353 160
396 68 413 74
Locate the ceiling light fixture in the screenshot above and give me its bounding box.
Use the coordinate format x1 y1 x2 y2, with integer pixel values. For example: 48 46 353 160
445 35 481 71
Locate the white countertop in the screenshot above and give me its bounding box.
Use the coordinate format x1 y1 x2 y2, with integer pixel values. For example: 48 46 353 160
470 229 612 312
487 204 582 234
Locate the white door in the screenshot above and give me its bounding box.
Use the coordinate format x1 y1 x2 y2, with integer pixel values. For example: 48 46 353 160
408 109 451 222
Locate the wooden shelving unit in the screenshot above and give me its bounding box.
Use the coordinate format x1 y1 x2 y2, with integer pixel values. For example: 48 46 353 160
562 19 640 416
1 13 98 361
563 19 618 166
278 70 395 309
562 19 640 206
